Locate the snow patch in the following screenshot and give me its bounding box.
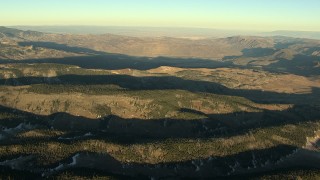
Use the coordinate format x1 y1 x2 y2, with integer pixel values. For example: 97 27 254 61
53 164 64 171
0 156 34 170
3 123 36 134
0 123 37 140
69 153 80 166
191 160 201 172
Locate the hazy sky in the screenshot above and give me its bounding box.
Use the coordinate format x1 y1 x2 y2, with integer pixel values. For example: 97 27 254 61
1 0 320 31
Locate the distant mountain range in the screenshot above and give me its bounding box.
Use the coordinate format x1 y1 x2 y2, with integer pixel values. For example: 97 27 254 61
0 26 43 38
9 26 320 39
266 30 320 40
9 26 259 38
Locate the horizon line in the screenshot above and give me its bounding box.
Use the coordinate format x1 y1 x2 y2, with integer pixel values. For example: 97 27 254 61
3 25 320 33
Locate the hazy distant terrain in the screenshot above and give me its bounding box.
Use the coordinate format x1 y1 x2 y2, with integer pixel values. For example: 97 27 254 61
0 26 320 179
11 26 320 40
11 26 261 38
267 30 320 40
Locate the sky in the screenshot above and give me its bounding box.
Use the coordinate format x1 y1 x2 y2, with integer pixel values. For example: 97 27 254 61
1 0 320 31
